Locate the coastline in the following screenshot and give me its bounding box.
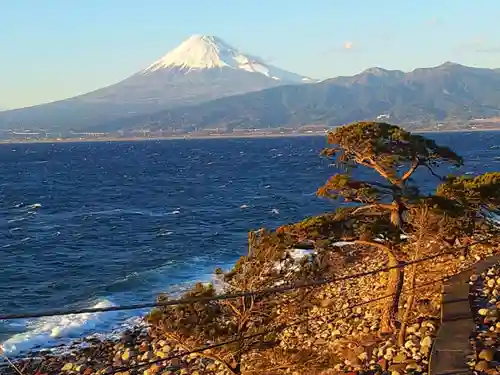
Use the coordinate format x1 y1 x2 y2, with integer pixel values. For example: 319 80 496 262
7 241 500 375
2 127 500 145
3 124 500 374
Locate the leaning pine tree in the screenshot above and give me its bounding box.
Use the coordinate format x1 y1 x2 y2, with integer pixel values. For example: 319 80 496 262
317 121 500 333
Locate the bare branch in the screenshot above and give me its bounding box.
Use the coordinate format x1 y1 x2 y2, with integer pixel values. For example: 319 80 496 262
401 159 420 182
423 163 444 181
350 204 394 216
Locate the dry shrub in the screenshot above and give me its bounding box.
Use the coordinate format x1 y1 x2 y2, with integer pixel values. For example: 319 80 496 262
147 228 340 374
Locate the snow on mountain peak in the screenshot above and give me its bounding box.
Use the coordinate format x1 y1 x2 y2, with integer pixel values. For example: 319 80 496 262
142 34 313 83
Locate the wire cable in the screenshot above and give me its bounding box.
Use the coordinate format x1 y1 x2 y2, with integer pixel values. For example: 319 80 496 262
107 274 451 374
0 245 468 321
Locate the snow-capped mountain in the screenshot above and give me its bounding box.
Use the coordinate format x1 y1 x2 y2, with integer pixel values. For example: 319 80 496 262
0 35 312 131
142 35 312 82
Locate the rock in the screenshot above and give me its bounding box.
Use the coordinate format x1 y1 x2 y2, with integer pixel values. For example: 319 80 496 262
487 279 496 288
314 338 327 345
475 360 490 371
121 349 136 361
421 320 437 330
487 308 499 317
121 331 135 344
377 358 388 371
420 335 432 348
144 364 160 375
155 350 167 359
404 360 419 371
139 341 149 353
478 348 494 362
156 340 167 348
404 339 416 350
141 350 153 361
392 352 407 363
206 363 217 371
170 358 181 367
388 363 405 375
357 352 368 362
331 329 341 337
383 352 393 361
61 362 74 371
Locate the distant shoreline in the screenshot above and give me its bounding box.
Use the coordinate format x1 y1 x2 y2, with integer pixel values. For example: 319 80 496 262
1 127 500 145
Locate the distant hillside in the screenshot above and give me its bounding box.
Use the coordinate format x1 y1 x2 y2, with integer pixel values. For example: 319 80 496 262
94 62 500 132
0 35 312 131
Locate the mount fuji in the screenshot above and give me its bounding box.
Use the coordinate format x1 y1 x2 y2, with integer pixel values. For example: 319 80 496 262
0 35 312 131
142 35 311 82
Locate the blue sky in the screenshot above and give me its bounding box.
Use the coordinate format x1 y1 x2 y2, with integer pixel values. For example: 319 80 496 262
2 0 499 109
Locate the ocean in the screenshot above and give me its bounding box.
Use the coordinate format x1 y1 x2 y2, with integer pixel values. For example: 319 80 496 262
1 133 499 355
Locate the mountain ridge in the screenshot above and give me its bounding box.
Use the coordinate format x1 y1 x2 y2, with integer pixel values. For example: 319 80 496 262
92 62 500 132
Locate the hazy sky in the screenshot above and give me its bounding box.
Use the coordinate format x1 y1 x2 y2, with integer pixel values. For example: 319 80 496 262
2 0 499 109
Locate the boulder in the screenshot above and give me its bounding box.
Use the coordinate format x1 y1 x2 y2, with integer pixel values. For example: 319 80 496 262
475 360 490 371
61 362 74 371
478 348 494 362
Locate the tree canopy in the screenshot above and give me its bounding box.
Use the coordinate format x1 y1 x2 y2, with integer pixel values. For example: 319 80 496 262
315 121 500 331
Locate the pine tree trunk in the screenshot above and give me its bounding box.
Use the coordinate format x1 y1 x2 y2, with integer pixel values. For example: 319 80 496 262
390 201 403 228
398 263 416 345
353 240 403 333
380 251 404 333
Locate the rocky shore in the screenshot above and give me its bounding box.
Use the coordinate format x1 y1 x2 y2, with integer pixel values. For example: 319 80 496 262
469 262 500 373
3 242 499 375
4 328 232 375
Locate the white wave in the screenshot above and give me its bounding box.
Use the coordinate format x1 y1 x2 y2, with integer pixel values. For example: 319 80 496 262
170 210 181 215
271 208 280 215
240 204 249 209
1 299 120 355
212 272 228 294
486 210 500 226
29 203 42 209
7 217 27 224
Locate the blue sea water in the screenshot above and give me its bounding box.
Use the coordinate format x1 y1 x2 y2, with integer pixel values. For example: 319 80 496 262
0 133 499 354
